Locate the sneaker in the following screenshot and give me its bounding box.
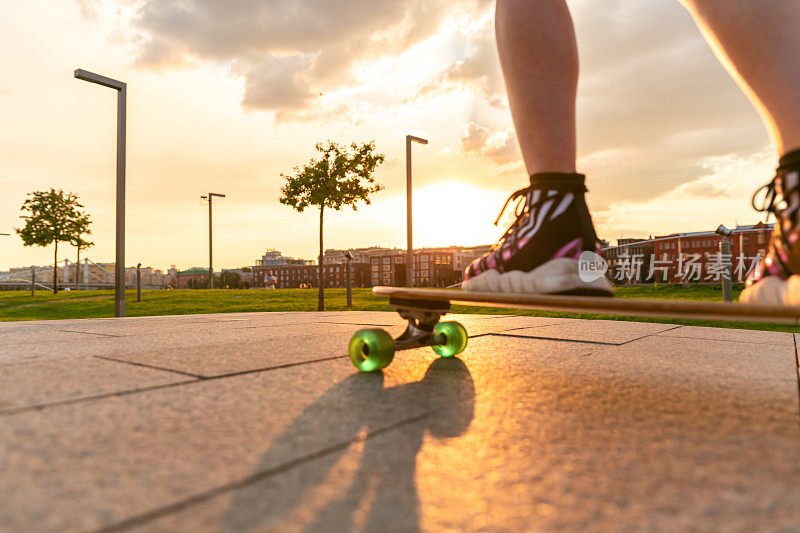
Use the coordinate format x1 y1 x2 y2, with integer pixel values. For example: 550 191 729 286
740 149 800 305
462 172 613 296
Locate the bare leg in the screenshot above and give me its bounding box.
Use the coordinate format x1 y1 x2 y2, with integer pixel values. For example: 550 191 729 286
680 0 800 155
496 0 578 174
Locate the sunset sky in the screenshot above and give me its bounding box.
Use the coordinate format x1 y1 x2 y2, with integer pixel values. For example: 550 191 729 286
0 0 776 271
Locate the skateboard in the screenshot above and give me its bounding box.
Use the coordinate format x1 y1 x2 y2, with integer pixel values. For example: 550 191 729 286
347 286 800 372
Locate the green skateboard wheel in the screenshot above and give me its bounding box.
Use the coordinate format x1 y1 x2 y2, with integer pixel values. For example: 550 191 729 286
349 328 395 372
431 321 468 358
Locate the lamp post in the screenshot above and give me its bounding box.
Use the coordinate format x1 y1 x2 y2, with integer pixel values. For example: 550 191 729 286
201 193 226 289
136 262 142 302
405 135 428 287
345 251 353 307
74 68 127 317
715 225 734 302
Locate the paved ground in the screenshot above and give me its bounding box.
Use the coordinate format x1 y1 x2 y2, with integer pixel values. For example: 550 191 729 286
1 311 799 532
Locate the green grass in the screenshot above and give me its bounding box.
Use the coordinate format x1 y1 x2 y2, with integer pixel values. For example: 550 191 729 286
0 285 796 332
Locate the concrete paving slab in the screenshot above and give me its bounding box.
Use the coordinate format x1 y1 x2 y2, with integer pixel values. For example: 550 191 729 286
501 319 680 345
0 356 189 412
655 325 795 346
129 334 799 532
0 335 593 532
1 312 798 532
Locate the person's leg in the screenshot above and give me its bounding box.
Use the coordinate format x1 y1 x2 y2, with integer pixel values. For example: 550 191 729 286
496 0 578 174
680 0 800 156
680 0 800 304
462 0 611 295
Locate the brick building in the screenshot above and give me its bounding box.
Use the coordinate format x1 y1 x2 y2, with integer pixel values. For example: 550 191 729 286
603 222 772 284
368 248 465 288
175 267 209 289
255 263 371 289
250 245 490 289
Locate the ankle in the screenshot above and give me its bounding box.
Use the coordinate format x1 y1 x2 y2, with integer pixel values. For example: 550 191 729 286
530 172 587 191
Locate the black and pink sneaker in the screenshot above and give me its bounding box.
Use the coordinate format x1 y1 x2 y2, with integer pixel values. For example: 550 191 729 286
462 172 613 296
740 149 800 305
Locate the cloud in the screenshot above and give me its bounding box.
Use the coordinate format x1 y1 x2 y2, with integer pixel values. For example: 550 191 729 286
459 122 518 165
126 0 487 115
417 18 505 107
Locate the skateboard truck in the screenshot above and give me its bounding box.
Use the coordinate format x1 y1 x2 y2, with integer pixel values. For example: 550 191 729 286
347 297 468 372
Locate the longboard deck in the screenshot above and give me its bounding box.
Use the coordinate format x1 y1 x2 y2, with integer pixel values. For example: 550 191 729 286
373 286 800 325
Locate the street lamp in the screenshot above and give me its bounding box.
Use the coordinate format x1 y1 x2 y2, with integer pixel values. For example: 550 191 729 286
715 224 734 302
75 68 127 317
344 250 354 307
201 193 226 289
406 135 428 287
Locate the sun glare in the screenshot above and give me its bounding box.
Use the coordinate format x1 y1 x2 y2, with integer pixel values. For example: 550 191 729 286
410 181 508 248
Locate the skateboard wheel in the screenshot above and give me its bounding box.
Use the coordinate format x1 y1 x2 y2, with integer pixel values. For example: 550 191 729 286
431 321 468 358
349 328 395 372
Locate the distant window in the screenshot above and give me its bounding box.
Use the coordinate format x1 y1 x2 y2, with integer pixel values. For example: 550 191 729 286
383 258 390 264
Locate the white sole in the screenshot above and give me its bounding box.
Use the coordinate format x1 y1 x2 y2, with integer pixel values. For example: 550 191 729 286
461 258 614 295
739 275 800 306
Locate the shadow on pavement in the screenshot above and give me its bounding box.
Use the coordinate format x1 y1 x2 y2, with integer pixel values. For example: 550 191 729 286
222 357 475 532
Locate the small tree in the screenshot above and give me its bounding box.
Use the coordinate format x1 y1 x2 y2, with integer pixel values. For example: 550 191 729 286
280 141 384 311
70 235 94 288
16 189 92 293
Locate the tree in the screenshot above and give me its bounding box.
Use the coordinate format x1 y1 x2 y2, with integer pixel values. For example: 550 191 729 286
16 189 92 293
219 270 241 289
280 141 384 311
70 234 94 289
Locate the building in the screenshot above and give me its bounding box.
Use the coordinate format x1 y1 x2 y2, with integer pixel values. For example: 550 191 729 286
368 247 481 288
220 268 255 288
256 249 313 267
601 222 772 285
2 261 175 289
323 246 397 265
175 267 209 289
254 263 371 289
251 245 492 289
603 238 655 284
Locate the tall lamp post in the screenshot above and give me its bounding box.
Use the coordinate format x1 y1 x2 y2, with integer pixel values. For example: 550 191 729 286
405 135 428 287
201 193 226 289
74 68 126 317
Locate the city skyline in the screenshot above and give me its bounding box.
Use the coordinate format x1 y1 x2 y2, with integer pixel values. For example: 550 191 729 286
0 0 775 272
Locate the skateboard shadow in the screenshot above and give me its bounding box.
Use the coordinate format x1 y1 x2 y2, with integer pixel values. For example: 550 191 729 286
221 357 475 532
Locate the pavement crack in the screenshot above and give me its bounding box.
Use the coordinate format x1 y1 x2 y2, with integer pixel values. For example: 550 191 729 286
0 380 199 416
93 356 203 378
0 355 350 416
92 410 436 533
617 325 683 346
60 329 125 338
473 332 619 346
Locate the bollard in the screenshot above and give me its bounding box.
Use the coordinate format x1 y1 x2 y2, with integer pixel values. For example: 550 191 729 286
720 240 733 302
136 263 142 302
346 259 352 307
31 268 35 296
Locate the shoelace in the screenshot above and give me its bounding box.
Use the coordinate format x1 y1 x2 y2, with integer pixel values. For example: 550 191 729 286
751 178 781 221
492 185 570 251
750 174 800 277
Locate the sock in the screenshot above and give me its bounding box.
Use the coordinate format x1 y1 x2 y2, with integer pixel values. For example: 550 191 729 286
530 172 587 192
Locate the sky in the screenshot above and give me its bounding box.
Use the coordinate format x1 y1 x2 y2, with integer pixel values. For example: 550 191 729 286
0 0 776 271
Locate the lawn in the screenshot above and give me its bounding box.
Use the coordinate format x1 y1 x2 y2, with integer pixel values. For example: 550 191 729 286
0 283 795 332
